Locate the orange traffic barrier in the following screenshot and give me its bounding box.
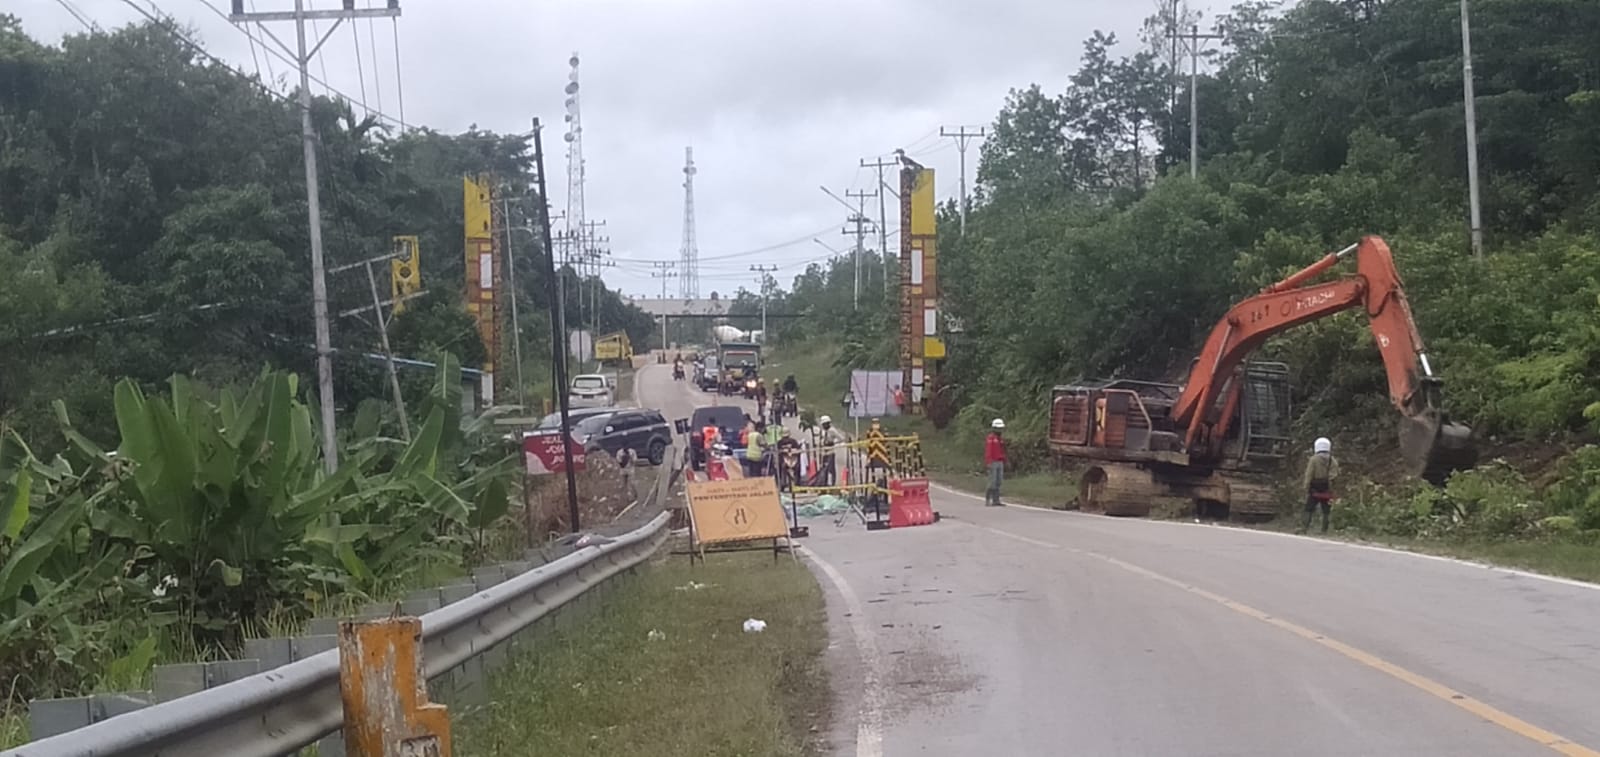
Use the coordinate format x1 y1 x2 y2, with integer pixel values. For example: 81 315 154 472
888 477 937 528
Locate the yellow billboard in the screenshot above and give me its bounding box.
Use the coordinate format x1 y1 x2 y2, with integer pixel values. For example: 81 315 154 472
463 175 497 384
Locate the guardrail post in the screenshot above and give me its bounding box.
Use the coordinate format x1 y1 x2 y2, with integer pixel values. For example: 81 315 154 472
339 616 451 757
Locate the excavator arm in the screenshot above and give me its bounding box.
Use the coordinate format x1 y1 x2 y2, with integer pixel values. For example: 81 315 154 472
1170 236 1476 483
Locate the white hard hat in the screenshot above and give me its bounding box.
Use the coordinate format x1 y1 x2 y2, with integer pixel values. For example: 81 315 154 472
992 418 1005 429
1314 437 1332 454
819 415 832 425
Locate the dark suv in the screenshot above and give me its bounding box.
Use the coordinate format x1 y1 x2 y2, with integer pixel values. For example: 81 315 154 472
575 408 673 465
675 405 750 471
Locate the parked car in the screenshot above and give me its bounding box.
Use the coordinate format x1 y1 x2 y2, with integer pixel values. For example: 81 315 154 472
576 408 673 465
569 373 614 408
533 406 616 430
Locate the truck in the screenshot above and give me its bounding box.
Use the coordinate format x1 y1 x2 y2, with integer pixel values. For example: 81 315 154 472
1048 236 1478 520
716 340 762 397
594 331 633 365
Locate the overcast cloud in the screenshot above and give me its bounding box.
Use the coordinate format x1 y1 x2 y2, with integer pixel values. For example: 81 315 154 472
13 0 1174 299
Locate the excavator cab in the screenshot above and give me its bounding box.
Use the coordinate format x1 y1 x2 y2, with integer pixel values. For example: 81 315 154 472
1400 376 1478 485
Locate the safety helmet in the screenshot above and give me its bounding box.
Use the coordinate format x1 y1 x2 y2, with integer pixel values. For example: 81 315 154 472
992 418 1005 429
1314 437 1332 454
819 415 832 425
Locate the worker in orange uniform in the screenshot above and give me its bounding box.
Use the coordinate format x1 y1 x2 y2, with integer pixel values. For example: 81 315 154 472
984 418 1007 507
1301 436 1340 534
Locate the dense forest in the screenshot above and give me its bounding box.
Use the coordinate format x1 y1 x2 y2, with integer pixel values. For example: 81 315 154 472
773 0 1600 460
0 14 666 708
0 14 654 450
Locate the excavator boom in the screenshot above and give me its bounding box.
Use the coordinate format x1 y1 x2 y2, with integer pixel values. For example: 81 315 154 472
1171 236 1476 483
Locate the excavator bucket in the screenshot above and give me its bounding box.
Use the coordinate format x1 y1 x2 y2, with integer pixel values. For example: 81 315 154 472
1399 407 1478 485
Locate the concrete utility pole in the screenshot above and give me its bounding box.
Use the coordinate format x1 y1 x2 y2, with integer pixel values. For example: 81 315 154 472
846 189 876 307
749 264 777 341
861 156 897 293
650 262 677 349
940 126 986 235
331 250 419 443
650 261 678 299
501 187 530 411
1459 0 1485 258
228 0 402 471
1171 25 1224 179
531 118 582 534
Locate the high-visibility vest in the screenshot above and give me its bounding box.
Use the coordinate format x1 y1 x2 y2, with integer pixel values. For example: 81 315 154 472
746 434 763 461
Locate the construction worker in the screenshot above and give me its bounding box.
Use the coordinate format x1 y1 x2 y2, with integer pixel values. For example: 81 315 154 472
985 418 1007 507
1302 436 1340 534
743 420 766 477
817 415 849 486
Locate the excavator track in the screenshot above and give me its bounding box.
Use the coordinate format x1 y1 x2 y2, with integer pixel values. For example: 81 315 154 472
1079 465 1195 517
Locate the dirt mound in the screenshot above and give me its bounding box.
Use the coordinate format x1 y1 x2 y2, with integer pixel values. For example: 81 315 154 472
524 450 643 538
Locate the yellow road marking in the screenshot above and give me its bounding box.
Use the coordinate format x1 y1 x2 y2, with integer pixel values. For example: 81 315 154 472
975 524 1600 757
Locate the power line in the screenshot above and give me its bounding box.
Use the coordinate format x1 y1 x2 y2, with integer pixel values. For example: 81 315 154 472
363 0 384 115
51 0 96 31
226 0 402 472
348 6 368 117
191 0 407 127
389 17 405 128
940 125 986 235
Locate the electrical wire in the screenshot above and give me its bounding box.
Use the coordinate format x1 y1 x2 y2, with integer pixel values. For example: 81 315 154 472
251 1 278 83
348 7 369 117
389 17 406 129
188 0 407 127
363 1 383 115
52 0 96 31
307 0 332 96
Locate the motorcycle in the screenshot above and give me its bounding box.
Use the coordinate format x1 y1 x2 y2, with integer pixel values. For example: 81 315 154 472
673 363 685 381
743 378 759 400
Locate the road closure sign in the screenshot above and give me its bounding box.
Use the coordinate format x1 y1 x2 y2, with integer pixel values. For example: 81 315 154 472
684 476 787 546
522 431 587 476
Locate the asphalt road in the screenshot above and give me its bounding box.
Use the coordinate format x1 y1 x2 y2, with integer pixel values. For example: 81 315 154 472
635 361 1600 757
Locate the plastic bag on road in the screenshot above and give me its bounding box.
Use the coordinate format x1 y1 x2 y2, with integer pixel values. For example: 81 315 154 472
742 618 767 633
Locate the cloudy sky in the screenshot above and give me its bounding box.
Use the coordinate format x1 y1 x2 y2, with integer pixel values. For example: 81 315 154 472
13 0 1185 299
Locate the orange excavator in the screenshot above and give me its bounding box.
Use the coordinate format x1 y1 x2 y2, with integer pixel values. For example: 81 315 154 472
1048 236 1478 519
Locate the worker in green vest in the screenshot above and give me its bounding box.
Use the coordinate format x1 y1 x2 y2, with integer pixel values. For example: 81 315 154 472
744 420 767 477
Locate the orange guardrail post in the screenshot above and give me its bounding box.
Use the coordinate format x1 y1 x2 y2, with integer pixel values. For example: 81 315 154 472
338 616 452 757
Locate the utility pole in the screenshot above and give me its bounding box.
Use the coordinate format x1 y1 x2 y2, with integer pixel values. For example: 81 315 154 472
1459 0 1485 258
1171 25 1224 179
846 189 875 309
501 187 528 410
650 261 678 299
228 0 402 471
860 156 897 293
531 118 582 534
650 262 677 349
332 250 419 442
749 264 777 341
940 126 986 235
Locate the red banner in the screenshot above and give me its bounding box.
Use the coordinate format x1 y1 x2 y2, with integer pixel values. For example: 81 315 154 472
523 431 587 476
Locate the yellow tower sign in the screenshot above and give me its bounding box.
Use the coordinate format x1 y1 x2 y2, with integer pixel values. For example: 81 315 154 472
899 159 940 413
463 175 497 405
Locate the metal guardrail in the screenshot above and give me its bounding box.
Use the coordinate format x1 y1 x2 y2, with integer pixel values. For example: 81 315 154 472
2 508 673 757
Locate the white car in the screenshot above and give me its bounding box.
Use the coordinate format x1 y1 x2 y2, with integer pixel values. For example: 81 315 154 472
569 374 614 408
